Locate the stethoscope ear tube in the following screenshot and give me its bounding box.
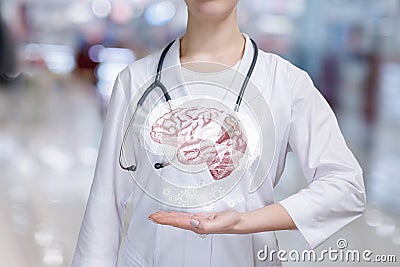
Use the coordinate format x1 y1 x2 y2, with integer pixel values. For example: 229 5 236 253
119 105 140 172
119 40 175 172
234 38 258 112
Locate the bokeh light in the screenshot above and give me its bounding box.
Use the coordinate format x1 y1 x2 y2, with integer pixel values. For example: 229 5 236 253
1 0 400 266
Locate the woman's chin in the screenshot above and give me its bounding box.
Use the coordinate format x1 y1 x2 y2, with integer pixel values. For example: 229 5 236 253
186 0 238 20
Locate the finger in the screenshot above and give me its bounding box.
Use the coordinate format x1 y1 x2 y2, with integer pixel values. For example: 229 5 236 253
194 212 216 219
150 213 194 230
149 211 193 219
150 213 178 225
166 211 194 218
149 211 212 221
148 212 192 226
148 211 169 220
148 211 215 234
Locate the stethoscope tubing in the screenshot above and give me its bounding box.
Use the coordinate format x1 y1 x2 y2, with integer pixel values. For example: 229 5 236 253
119 38 258 172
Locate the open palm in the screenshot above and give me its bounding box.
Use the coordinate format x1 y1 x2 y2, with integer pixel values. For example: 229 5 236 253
148 210 241 235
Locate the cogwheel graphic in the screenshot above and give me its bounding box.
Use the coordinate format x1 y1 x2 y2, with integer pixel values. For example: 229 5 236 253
209 186 225 199
162 187 171 196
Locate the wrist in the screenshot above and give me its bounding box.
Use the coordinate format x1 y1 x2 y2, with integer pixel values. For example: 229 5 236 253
232 211 250 234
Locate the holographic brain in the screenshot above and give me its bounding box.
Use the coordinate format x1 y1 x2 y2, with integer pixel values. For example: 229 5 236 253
150 106 247 180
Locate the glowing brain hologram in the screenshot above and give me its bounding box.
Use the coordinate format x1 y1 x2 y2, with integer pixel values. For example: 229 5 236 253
150 106 247 180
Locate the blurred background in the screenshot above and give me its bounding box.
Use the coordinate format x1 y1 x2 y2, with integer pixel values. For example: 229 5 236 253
0 0 400 266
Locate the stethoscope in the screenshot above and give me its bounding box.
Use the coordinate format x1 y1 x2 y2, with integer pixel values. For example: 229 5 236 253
119 38 258 172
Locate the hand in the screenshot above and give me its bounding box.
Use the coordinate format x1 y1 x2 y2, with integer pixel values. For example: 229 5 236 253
148 210 242 235
148 204 296 235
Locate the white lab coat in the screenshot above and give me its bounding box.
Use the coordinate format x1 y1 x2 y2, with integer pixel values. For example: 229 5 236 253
71 34 366 267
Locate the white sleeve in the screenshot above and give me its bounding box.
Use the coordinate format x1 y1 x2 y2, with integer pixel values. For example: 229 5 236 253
72 73 135 267
278 68 366 249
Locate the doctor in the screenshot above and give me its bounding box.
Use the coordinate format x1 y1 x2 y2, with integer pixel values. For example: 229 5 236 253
72 0 366 266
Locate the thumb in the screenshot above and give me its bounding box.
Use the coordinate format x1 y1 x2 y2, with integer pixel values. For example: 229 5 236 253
190 215 209 228
190 218 200 228
190 215 214 233
190 213 210 228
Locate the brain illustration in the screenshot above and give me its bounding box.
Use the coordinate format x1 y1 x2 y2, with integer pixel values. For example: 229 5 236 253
150 106 247 180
